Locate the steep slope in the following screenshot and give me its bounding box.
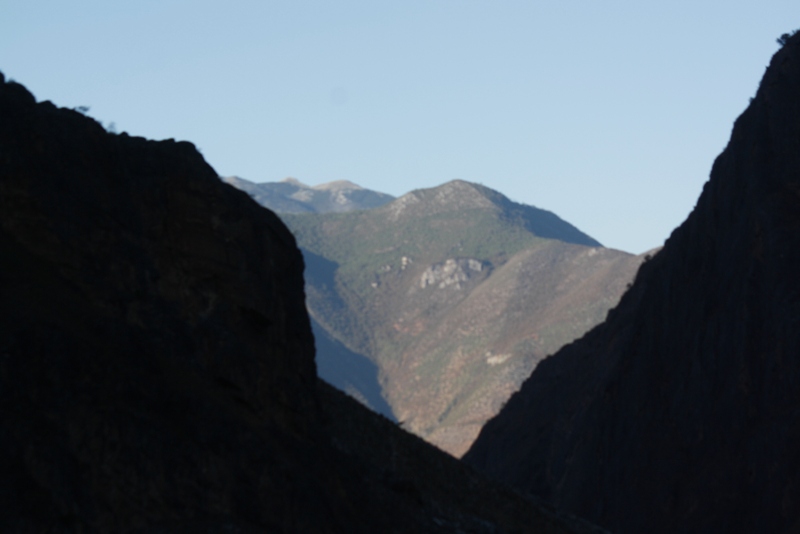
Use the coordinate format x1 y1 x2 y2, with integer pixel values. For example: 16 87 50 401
0 72 602 533
285 181 646 455
312 315 396 419
222 175 394 213
465 34 800 533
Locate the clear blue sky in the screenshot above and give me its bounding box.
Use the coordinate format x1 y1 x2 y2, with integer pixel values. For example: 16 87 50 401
2 1 796 253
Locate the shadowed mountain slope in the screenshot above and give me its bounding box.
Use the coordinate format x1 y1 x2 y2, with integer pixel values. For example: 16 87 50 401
283 181 645 456
0 72 603 533
222 175 395 214
311 316 396 419
465 34 800 534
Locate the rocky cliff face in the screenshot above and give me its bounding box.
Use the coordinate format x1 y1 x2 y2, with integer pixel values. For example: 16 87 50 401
0 72 602 533
465 34 800 534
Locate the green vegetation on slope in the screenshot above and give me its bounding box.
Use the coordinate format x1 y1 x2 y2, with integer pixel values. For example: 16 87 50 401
278 181 643 456
285 207 548 300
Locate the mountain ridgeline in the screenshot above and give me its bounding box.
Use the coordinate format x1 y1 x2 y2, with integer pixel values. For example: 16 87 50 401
465 32 800 533
0 72 603 533
221 175 395 214
273 180 646 456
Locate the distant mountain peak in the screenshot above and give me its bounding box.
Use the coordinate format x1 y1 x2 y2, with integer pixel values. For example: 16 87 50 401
223 176 394 214
429 180 497 207
281 176 307 186
313 179 364 191
384 181 499 221
380 180 600 247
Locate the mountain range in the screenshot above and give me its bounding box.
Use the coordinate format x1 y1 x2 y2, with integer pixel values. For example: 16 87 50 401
229 177 649 456
3 28 799 532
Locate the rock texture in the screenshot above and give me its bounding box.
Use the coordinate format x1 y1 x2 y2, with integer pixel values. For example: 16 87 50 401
285 180 646 456
0 71 602 533
222 175 395 214
465 34 800 533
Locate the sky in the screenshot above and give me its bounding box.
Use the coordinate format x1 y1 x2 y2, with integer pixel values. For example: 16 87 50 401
1 1 797 254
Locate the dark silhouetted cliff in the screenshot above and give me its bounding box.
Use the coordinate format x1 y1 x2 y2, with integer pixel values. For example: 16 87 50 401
465 33 800 534
0 72 603 533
